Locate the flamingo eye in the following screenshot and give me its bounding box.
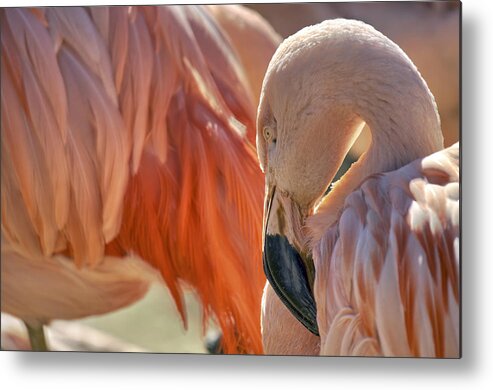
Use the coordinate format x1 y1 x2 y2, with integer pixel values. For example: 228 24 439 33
263 126 276 143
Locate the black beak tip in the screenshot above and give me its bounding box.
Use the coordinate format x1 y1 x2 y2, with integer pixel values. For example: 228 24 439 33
263 234 319 336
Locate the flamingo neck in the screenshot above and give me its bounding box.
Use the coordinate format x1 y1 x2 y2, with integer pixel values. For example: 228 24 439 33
306 71 444 246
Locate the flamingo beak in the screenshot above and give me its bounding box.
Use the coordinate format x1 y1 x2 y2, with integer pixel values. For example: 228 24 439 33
262 186 319 336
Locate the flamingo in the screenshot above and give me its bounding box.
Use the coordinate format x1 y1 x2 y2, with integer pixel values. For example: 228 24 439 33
1 5 280 353
257 19 459 357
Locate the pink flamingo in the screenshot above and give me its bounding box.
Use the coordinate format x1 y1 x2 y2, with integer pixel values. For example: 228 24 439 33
257 19 459 357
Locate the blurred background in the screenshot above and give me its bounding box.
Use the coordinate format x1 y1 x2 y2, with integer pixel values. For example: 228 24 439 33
1 1 460 354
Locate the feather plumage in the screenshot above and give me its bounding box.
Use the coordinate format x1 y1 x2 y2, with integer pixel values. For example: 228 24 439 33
313 144 459 357
2 5 278 354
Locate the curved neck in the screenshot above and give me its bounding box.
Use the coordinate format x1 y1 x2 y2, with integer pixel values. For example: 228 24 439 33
306 60 444 245
357 66 444 172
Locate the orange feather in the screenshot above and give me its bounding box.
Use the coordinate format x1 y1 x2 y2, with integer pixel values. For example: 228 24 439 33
1 5 279 354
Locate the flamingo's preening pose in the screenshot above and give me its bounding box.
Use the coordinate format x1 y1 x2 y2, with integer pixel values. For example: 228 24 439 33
258 20 459 357
1 5 280 353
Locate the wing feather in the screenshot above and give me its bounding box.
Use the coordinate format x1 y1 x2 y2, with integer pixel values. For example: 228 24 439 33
3 9 70 234
1 48 60 256
2 5 269 354
46 7 118 105
2 7 129 265
111 6 266 353
120 10 153 174
313 143 460 357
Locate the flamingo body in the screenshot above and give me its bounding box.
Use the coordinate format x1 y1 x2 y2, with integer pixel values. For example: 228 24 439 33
312 143 459 357
1 5 279 353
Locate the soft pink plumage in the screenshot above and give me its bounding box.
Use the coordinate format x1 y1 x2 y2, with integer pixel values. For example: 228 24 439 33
257 19 459 357
312 143 459 357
